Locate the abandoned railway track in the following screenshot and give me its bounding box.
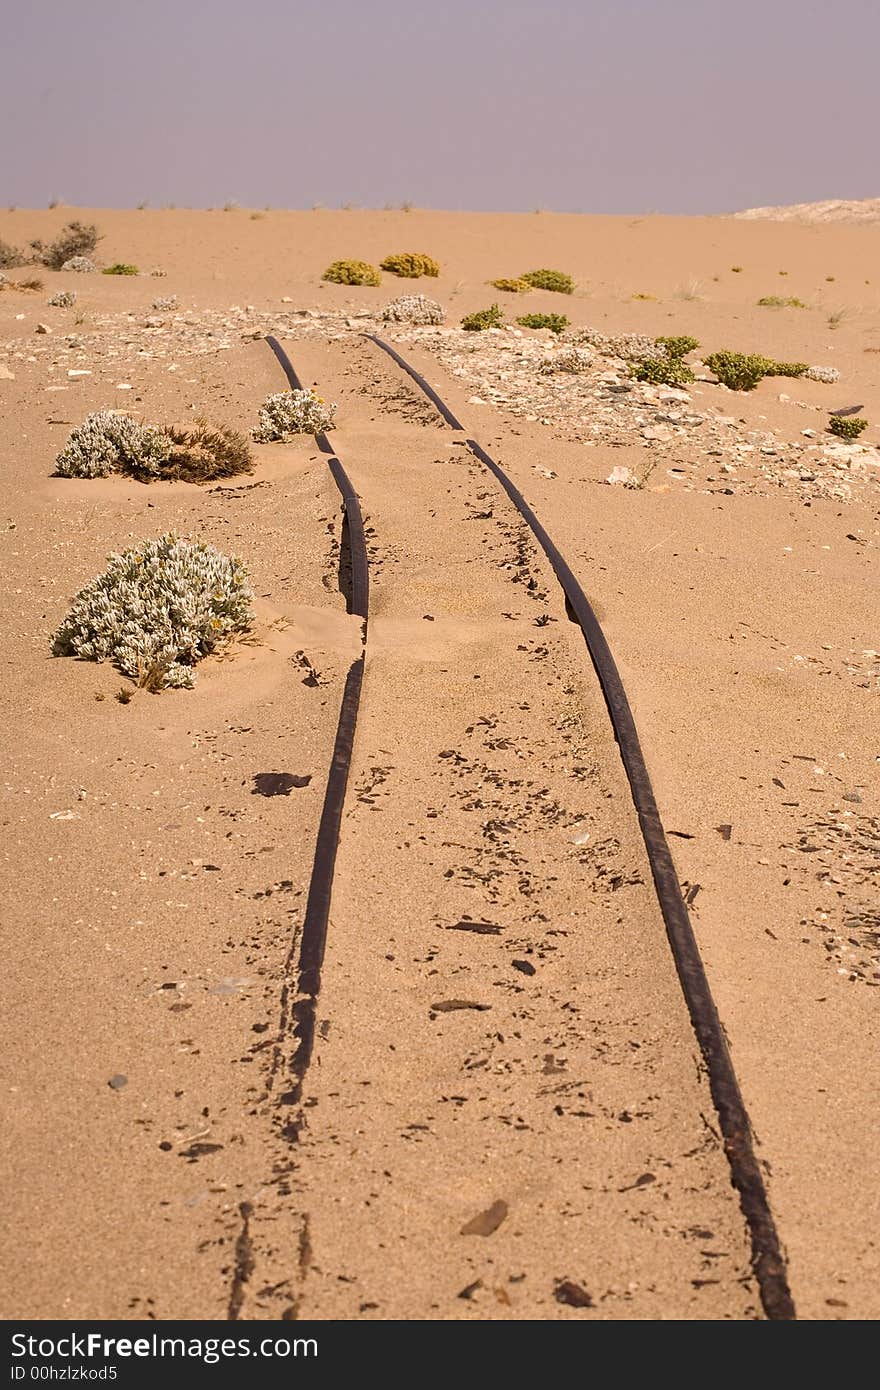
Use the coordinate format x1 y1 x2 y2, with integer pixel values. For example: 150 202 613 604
261 332 795 1321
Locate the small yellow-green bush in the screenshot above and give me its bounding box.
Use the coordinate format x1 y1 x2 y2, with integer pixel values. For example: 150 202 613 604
705 350 773 391
763 360 809 378
828 414 867 440
520 268 574 294
380 251 439 278
103 263 139 276
632 356 695 387
322 259 381 286
757 295 806 308
490 277 530 293
657 335 699 359
461 304 504 331
516 312 568 335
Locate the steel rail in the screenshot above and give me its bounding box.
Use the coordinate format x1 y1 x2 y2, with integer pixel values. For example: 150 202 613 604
265 336 369 1108
364 331 796 1321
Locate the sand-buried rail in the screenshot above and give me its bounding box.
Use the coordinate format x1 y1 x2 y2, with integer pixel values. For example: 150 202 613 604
264 336 369 1113
364 332 796 1321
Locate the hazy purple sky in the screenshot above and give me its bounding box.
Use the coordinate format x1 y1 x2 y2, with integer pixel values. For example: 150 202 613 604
3 0 878 213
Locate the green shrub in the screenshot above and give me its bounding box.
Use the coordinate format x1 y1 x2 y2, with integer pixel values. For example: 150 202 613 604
657 335 699 359
256 390 336 438
705 350 773 391
0 238 27 269
763 361 809 378
461 304 504 331
632 356 695 387
516 312 569 334
828 415 868 440
757 295 807 308
103 263 139 276
520 268 574 294
52 534 253 689
322 259 381 286
490 277 530 293
37 221 101 270
380 251 439 278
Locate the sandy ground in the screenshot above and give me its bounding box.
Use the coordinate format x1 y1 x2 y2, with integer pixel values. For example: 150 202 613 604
0 208 877 1321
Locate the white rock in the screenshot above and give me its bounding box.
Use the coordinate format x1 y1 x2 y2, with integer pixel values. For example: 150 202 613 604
67 369 91 377
606 465 634 486
35 323 52 335
0 363 14 380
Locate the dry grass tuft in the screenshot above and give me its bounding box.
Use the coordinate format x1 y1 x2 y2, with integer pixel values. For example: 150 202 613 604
157 421 254 483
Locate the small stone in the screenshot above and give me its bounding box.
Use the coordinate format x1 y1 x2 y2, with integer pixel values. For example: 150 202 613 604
0 364 14 380
460 1200 508 1237
108 1074 127 1090
67 369 91 378
554 1280 594 1308
35 323 52 335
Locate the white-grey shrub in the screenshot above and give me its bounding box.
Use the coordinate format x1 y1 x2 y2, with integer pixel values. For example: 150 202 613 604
380 294 445 325
52 534 253 689
152 294 177 311
256 389 336 439
568 328 665 362
805 364 840 384
48 290 76 308
54 410 171 479
540 345 594 374
61 256 97 273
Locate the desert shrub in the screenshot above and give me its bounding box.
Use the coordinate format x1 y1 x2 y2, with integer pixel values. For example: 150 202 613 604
103 263 139 276
18 277 43 291
490 277 530 293
763 360 809 378
805 364 840 383
48 290 76 308
516 312 569 334
54 411 172 479
461 304 504 332
380 294 444 325
569 329 664 363
152 294 177 311
54 411 253 483
632 355 695 386
540 345 594 374
256 389 336 439
828 415 868 440
52 534 253 690
38 221 101 270
520 268 574 294
704 350 773 391
158 422 253 482
757 295 807 308
380 251 440 278
0 238 26 269
657 335 699 359
61 256 97 273
322 259 380 286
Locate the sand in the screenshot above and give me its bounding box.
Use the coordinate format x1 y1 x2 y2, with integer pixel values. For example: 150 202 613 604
1 208 877 1321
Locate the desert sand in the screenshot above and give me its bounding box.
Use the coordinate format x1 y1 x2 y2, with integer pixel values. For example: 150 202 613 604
1 206 877 1321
